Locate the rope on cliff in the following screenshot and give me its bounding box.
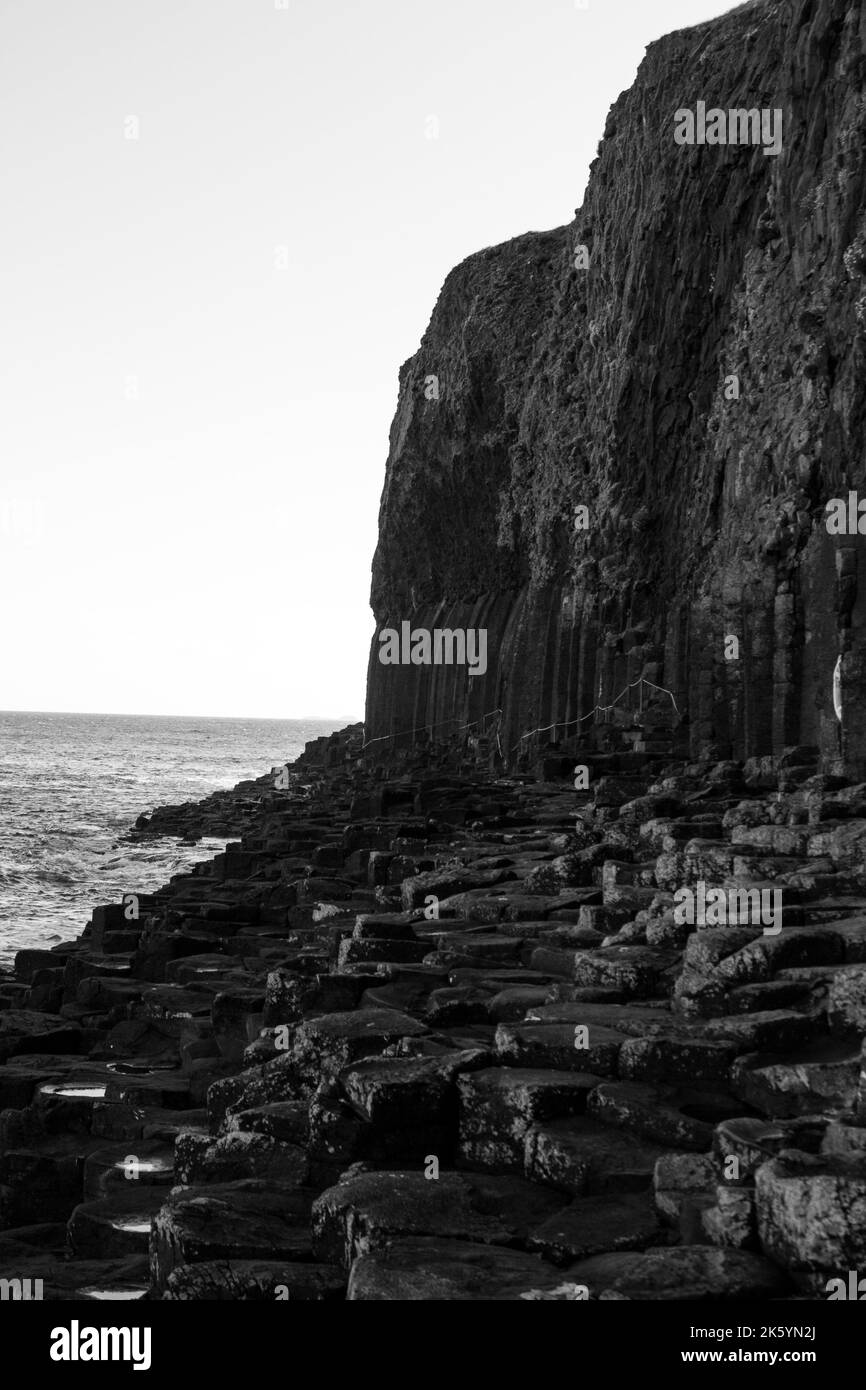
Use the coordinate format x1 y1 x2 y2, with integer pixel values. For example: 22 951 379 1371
359 708 504 753
358 674 679 760
508 677 680 756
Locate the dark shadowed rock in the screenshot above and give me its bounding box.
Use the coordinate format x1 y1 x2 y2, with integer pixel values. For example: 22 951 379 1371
311 1170 565 1270
567 1246 790 1300
347 1237 590 1301
161 1259 345 1300
150 1182 315 1292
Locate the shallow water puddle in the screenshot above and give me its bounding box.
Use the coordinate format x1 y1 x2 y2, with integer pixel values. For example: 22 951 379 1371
113 1158 171 1174
40 1083 107 1099
79 1288 148 1300
106 1061 176 1074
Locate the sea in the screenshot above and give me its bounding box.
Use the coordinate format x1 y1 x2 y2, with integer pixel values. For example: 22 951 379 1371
0 711 354 969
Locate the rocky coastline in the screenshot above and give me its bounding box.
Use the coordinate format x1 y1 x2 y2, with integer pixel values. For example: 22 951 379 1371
2 718 866 1301
5 0 866 1310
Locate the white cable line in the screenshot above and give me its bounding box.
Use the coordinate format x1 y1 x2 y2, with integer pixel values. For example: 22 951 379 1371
359 708 503 752
510 677 679 754
354 675 679 759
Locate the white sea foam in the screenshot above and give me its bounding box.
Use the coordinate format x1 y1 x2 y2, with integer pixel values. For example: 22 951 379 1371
0 711 348 966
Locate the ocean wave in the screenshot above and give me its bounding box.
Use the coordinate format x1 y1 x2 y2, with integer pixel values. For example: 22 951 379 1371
0 710 323 961
0 863 79 886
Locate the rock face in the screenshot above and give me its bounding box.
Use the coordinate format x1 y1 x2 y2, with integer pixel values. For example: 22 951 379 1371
6 0 866 1310
366 0 866 774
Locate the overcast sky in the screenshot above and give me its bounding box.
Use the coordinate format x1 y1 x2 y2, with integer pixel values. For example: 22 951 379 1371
0 0 738 719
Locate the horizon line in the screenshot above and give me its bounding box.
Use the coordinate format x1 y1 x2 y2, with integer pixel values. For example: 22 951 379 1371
0 709 363 723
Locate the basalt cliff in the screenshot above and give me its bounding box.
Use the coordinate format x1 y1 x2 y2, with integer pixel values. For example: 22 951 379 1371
4 0 866 1315
366 0 866 775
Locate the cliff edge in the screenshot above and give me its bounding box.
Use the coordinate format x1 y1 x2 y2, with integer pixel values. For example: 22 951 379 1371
366 0 866 773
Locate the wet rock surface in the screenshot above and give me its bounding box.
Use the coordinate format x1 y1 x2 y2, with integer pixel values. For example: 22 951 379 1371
2 725 866 1299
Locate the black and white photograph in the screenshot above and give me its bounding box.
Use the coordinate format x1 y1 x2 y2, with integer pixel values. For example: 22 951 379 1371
0 0 863 1362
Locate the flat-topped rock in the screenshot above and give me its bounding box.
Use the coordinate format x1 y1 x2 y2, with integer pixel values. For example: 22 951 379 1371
0 1011 82 1062
572 947 672 997
756 1151 866 1289
340 1049 489 1130
312 1169 566 1270
732 1044 860 1118
524 1001 674 1034
619 1035 737 1088
347 1237 589 1301
402 868 515 911
290 1008 429 1082
150 1181 316 1292
458 1067 601 1169
494 1022 625 1076
174 1130 309 1186
223 1100 310 1145
524 1116 668 1195
527 1190 662 1265
588 1081 739 1152
568 1246 790 1300
68 1187 169 1259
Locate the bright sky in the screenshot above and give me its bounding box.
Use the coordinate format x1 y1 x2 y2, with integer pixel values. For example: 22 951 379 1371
0 0 737 718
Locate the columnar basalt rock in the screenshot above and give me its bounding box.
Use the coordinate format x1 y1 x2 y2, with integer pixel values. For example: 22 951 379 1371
4 0 866 1306
365 0 866 773
1 721 866 1299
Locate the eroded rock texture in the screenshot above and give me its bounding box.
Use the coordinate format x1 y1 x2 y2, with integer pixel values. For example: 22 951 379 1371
5 727 866 1301
5 0 866 1310
366 0 866 773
